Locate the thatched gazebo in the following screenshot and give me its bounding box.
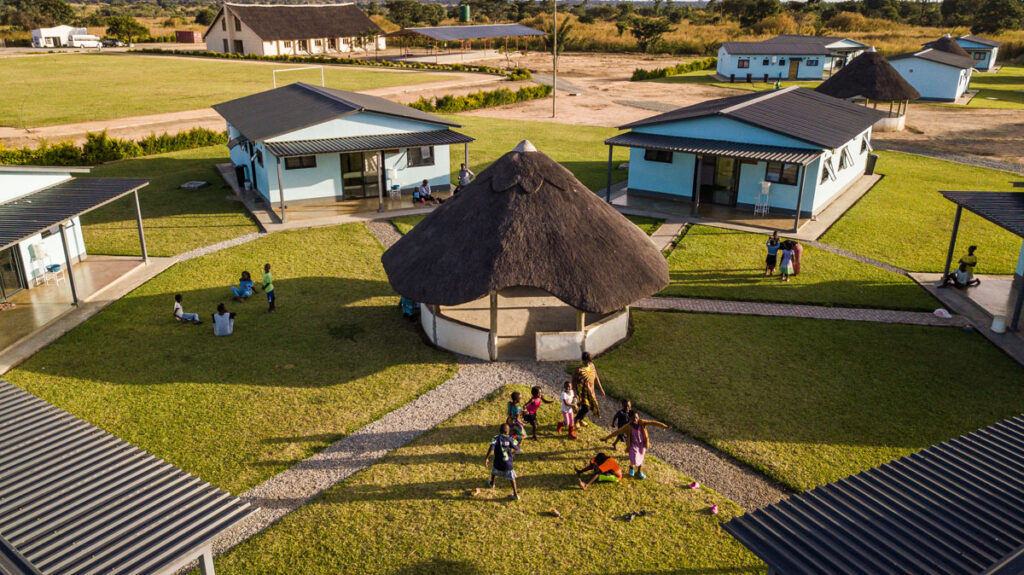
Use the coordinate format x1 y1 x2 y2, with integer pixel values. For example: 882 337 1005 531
815 51 920 132
382 140 669 361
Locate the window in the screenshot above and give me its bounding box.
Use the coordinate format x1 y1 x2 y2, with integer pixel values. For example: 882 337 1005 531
298 40 308 51
234 16 241 31
821 158 837 183
860 136 871 154
283 40 292 48
762 58 770 66
838 146 854 170
328 38 337 50
313 39 323 47
644 149 673 163
285 155 316 170
973 52 985 61
256 150 263 167
737 58 750 69
408 146 434 167
765 161 799 186
779 58 786 66
806 59 819 66
233 39 243 54
222 38 228 52
221 17 226 31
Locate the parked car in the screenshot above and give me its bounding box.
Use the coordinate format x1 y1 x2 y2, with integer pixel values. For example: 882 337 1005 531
101 37 126 47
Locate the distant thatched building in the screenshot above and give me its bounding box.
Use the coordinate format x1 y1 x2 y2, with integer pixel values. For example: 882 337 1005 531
889 35 974 102
816 51 920 132
382 141 669 361
926 34 1002 72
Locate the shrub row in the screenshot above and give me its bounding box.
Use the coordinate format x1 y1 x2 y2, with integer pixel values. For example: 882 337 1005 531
131 48 532 79
631 56 716 81
408 84 552 113
0 128 227 166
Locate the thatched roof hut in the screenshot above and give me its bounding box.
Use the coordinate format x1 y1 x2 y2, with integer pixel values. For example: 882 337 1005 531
815 51 920 102
382 140 669 361
928 34 972 59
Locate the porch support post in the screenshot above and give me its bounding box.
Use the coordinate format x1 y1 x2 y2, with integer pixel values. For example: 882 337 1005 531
792 162 808 232
577 308 586 354
605 145 614 203
464 142 469 168
58 222 80 306
199 548 215 575
943 205 962 278
691 155 702 217
276 157 287 223
1011 275 1024 331
488 291 498 361
378 150 386 212
133 189 148 263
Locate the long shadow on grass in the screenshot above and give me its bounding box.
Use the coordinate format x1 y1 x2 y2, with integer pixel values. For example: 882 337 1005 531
16 276 448 388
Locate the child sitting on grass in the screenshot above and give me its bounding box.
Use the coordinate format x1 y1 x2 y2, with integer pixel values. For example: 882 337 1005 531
575 452 623 490
522 386 554 441
484 423 521 501
506 391 527 443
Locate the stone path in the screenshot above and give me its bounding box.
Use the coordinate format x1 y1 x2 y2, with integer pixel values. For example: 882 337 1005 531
365 219 403 248
801 239 910 276
635 296 967 327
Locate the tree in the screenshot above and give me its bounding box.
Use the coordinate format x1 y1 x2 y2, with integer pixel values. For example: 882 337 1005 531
972 0 1024 33
542 16 573 55
194 8 216 26
105 15 149 44
720 0 781 27
626 16 674 53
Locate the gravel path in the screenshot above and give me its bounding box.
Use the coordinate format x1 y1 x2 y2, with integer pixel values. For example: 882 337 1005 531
522 362 791 510
207 359 545 557
365 219 403 249
802 239 910 276
636 296 964 326
174 232 265 263
874 141 1024 176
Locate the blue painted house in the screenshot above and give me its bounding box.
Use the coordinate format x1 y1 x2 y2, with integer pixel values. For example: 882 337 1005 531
926 34 1001 72
213 82 473 211
717 35 871 81
604 87 885 227
889 47 973 102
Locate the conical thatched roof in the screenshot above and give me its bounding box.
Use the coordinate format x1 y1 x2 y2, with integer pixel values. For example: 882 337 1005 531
381 141 669 314
928 34 971 58
815 51 920 102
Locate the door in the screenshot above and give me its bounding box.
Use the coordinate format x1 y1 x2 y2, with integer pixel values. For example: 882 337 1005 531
788 58 800 80
233 39 243 54
340 152 381 199
699 156 739 207
0 247 26 301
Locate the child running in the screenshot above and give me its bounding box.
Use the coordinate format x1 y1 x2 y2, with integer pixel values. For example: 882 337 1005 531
557 380 578 439
522 386 554 441
610 399 632 451
484 423 521 500
506 391 527 443
603 410 670 480
575 452 623 490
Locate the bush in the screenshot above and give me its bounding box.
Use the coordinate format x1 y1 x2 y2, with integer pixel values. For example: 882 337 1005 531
0 127 227 166
824 11 890 32
751 13 799 35
631 56 716 81
409 85 552 113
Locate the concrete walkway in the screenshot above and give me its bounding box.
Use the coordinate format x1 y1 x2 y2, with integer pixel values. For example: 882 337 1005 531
635 296 966 327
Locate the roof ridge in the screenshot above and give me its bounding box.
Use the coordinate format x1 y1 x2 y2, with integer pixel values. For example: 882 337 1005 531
225 2 355 6
720 85 798 114
294 82 365 112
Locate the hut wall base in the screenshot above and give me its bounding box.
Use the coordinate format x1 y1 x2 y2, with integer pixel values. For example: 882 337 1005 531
421 303 491 361
584 308 630 355
873 114 906 132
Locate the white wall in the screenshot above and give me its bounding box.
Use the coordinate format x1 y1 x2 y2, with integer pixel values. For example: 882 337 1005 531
890 57 971 101
584 309 630 356
717 47 828 80
205 8 266 55
268 112 447 142
18 218 87 286
0 171 74 203
422 304 490 361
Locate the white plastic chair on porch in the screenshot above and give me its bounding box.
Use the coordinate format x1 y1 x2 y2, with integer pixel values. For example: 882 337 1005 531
754 181 772 215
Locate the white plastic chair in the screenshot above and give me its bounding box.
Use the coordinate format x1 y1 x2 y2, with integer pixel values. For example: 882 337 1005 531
755 181 772 215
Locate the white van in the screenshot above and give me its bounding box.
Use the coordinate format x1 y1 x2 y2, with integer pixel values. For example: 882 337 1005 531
69 34 103 49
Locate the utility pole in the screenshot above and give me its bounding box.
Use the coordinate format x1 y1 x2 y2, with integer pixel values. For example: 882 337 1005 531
552 0 557 118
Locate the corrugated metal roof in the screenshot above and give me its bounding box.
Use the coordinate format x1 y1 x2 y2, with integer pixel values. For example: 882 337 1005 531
723 414 1024 575
205 3 381 41
0 178 149 252
604 132 821 165
958 35 1002 48
0 536 42 575
621 87 885 150
265 129 474 157
941 191 1024 238
0 381 256 575
722 41 835 56
213 82 459 142
889 47 975 69
389 24 544 41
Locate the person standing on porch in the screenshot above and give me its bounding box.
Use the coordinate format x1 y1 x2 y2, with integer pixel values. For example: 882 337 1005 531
764 232 781 276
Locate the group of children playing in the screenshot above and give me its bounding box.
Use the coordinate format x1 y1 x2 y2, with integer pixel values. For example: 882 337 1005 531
171 263 276 336
483 352 672 499
764 231 802 282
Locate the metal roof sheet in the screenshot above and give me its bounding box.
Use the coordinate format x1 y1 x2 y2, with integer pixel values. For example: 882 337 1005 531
889 48 975 69
264 129 474 157
621 87 885 150
958 35 1002 48
722 41 835 56
0 381 256 575
724 414 1024 575
941 191 1024 238
204 3 381 42
213 82 459 142
0 178 149 252
389 24 544 41
604 132 821 165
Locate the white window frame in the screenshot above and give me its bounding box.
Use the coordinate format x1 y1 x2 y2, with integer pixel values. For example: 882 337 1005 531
408 146 435 167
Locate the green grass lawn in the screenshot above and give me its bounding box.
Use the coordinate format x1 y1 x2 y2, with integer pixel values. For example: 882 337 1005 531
822 151 1024 273
81 145 258 257
214 384 763 574
661 225 937 310
960 65 1024 109
0 54 454 127
598 311 1024 492
5 224 456 494
446 115 629 192
392 214 662 236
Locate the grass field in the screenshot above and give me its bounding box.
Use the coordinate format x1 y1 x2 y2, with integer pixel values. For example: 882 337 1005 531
81 145 257 257
661 225 937 310
391 214 662 236
822 151 1024 273
214 384 762 574
0 54 454 127
5 225 456 494
963 66 1024 109
597 311 1024 492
